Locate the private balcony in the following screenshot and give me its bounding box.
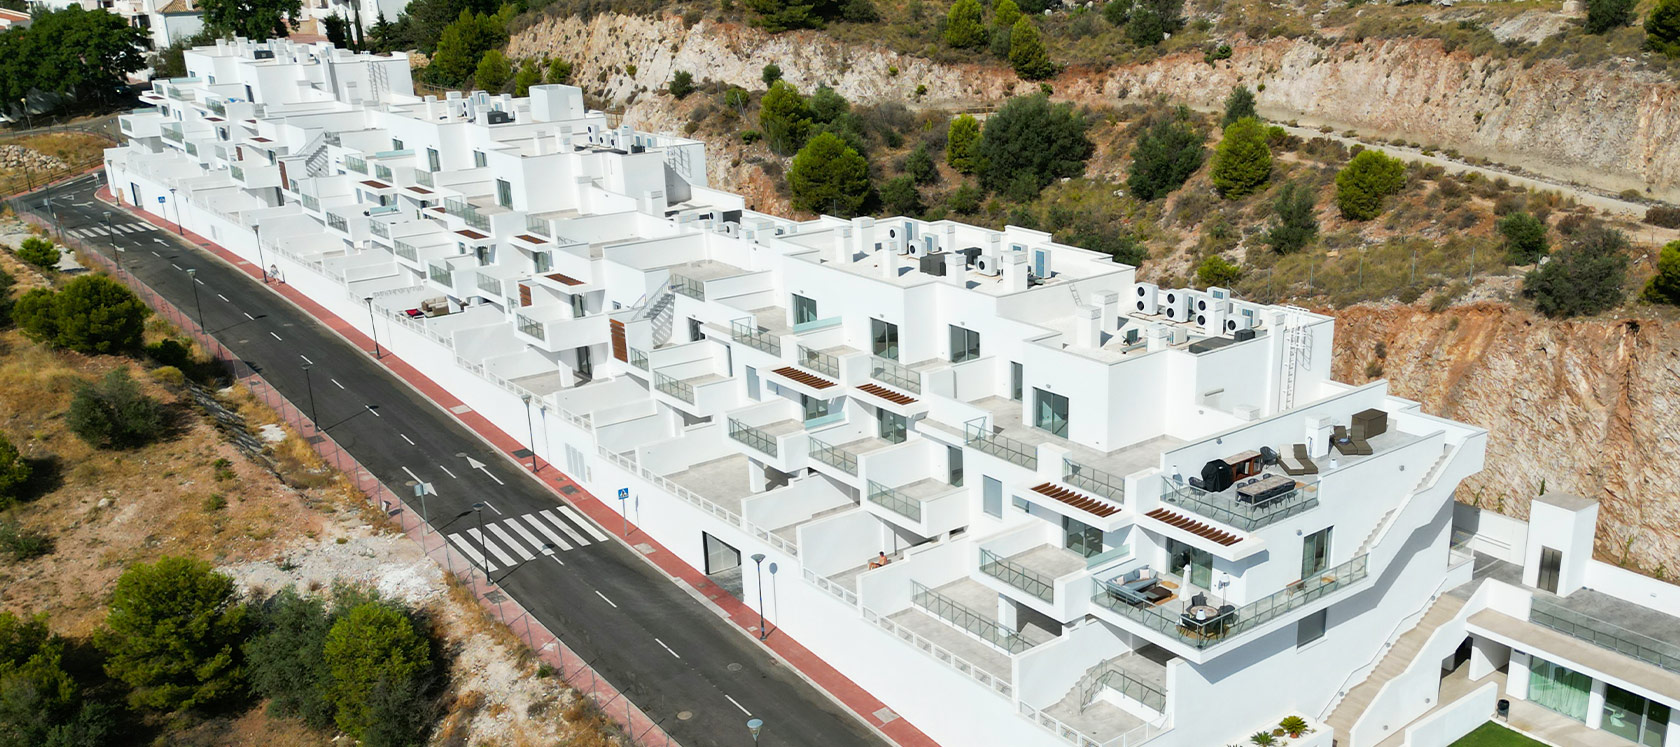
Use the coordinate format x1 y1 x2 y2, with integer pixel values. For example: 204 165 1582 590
232 161 282 189
865 479 967 537
725 400 810 473
512 306 610 353
1158 474 1320 533
976 522 1129 622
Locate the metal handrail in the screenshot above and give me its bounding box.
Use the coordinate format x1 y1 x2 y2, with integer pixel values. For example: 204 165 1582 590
653 371 695 403
730 318 781 356
966 418 1038 470
1082 664 1167 714
670 272 705 301
444 197 490 231
869 356 920 393
1063 457 1126 502
627 348 649 371
1159 477 1318 532
866 480 922 522
911 581 1034 654
728 418 777 457
345 154 367 174
1530 601 1680 675
526 214 549 236
980 548 1054 602
797 345 839 378
808 436 857 475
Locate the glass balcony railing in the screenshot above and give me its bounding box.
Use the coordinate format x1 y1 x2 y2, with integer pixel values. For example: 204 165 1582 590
966 418 1038 470
301 194 320 212
1082 663 1167 714
728 418 777 457
911 580 1035 654
427 263 452 287
730 318 782 356
809 436 857 475
628 348 649 371
160 123 183 143
866 480 921 522
869 356 920 393
1159 477 1318 532
229 164 245 182
374 164 392 181
797 345 839 378
515 313 545 341
208 99 225 116
526 214 549 236
394 241 418 261
980 548 1054 602
185 141 199 156
326 213 348 232
654 371 695 403
345 155 368 174
670 272 705 301
1063 458 1126 502
414 169 434 187
1091 554 1368 650
369 220 390 239
475 272 501 296
443 197 490 231
1530 601 1680 675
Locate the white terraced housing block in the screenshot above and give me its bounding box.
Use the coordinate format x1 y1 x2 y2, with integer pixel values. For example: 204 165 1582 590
104 38 1680 747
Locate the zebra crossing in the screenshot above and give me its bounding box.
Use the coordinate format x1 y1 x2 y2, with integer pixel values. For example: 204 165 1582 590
62 223 154 239
446 505 611 572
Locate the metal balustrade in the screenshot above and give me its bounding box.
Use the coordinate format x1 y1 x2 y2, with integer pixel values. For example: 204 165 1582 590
727 418 777 457
670 272 705 300
414 169 434 187
325 213 348 232
515 313 545 341
369 220 390 239
394 240 417 261
1063 458 1126 502
1530 601 1680 675
808 436 857 475
911 581 1035 654
980 548 1055 602
1091 554 1368 650
653 371 695 403
1079 663 1167 714
526 214 549 236
375 164 392 181
869 356 920 393
345 154 367 174
627 348 649 371
866 480 921 522
229 164 245 182
427 263 452 287
966 418 1038 470
797 345 839 378
475 272 501 296
730 318 781 356
444 197 490 230
301 194 320 212
1159 477 1318 532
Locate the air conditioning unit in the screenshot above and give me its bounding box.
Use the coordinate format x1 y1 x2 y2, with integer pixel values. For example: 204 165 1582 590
1197 298 1229 331
1224 311 1256 334
974 254 1002 276
1134 282 1158 315
1161 290 1190 321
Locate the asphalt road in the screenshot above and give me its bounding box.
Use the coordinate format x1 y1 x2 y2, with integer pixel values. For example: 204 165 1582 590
27 175 884 747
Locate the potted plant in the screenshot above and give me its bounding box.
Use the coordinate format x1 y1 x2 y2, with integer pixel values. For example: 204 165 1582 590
1251 732 1277 747
1280 716 1310 738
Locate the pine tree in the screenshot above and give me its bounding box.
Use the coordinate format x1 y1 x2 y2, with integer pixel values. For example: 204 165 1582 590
1222 85 1256 126
1647 0 1680 56
788 132 872 216
1335 149 1407 220
1126 117 1203 200
947 114 981 173
1008 17 1055 80
474 49 511 92
1209 117 1272 199
993 0 1021 27
945 0 988 48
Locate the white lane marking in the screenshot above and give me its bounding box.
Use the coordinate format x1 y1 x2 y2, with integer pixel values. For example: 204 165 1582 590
448 534 497 572
482 501 503 515
194 278 204 285
243 312 254 320
331 378 344 389
300 355 314 365
269 331 283 341
217 293 229 302
518 514 574 551
724 695 751 716
367 407 381 418
559 505 611 542
401 466 423 483
438 465 457 478
506 516 559 554
468 528 518 567
150 250 161 256
489 524 534 560
654 638 681 659
537 510 588 546
171 263 182 270
594 590 618 609
400 433 415 446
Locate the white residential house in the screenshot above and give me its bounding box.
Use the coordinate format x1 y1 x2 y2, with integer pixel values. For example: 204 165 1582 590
29 0 203 49
102 38 1680 747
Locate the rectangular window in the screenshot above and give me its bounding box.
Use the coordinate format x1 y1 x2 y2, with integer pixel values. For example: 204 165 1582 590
871 319 899 360
1302 527 1333 580
427 147 440 172
791 294 818 326
982 476 1002 518
391 138 404 151
473 150 487 168
878 409 907 444
1010 362 1023 401
688 317 703 342
800 394 830 423
1063 515 1102 557
1296 609 1327 647
1034 388 1069 438
496 179 512 208
947 445 964 487
949 325 980 363
1602 684 1670 745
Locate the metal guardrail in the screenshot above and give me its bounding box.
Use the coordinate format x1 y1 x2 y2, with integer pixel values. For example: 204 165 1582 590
444 196 490 230
869 356 920 393
797 345 839 378
966 418 1038 470
1530 601 1680 675
526 213 549 236
300 194 320 212
980 548 1054 602
730 318 781 356
474 271 501 296
515 313 546 341
375 164 392 181
229 164 245 182
1063 458 1126 502
1091 554 1368 650
653 371 695 403
394 240 417 261
808 436 857 475
911 581 1034 654
325 213 348 232
1079 662 1167 714
414 169 434 187
369 220 390 239
728 418 777 457
427 263 452 287
1159 477 1318 532
345 154 367 174
627 348 649 371
864 607 1012 700
866 480 921 522
670 272 705 301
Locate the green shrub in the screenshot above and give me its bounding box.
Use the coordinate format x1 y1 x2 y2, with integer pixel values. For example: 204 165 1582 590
1266 180 1319 254
976 94 1093 200
1650 0 1680 56
512 58 541 96
1210 117 1272 199
1498 212 1549 264
993 0 1021 26
97 556 251 711
67 369 166 449
761 62 782 87
879 175 924 216
0 519 52 561
0 434 31 510
759 80 811 155
1195 255 1244 287
946 114 981 174
945 0 988 48
1641 240 1680 305
13 275 148 355
903 144 938 185
1522 227 1630 318
544 59 573 85
1126 116 1203 201
788 132 871 216
668 70 695 99
1205 43 1233 63
1335 149 1406 220
1008 17 1055 79
1645 205 1680 228
323 603 434 741
245 589 336 728
1586 0 1636 34
15 237 59 269
1222 85 1256 127
945 182 983 213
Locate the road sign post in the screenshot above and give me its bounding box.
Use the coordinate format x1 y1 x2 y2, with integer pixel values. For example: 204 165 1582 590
617 488 629 537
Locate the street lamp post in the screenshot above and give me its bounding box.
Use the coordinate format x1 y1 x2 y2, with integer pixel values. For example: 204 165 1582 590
751 553 768 640
472 501 488 579
364 296 381 358
185 268 204 331
414 482 430 534
255 224 268 284
747 717 763 745
169 187 183 235
521 394 538 472
301 364 319 424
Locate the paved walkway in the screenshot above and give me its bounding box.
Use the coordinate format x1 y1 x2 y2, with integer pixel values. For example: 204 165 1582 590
101 187 938 747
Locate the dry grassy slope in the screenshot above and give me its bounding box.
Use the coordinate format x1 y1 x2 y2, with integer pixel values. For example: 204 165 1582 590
510 12 1680 200
1331 303 1680 576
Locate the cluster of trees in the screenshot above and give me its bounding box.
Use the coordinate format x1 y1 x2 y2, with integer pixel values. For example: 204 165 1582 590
0 7 148 117
13 275 149 356
1523 226 1631 317
425 5 518 87
746 0 878 32
943 0 1052 79
1102 0 1184 49
1585 0 1680 55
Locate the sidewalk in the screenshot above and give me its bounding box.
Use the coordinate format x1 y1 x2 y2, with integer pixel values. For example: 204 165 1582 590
102 188 938 747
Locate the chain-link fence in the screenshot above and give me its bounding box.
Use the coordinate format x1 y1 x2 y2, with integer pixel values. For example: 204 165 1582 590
11 200 679 747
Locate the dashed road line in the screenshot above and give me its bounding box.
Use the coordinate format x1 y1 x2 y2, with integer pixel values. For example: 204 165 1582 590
217 293 229 302
654 638 681 659
724 694 752 715
269 331 283 341
400 433 415 446
559 505 611 543
594 590 618 609
331 378 344 389
300 355 314 365
243 312 254 320
438 465 457 478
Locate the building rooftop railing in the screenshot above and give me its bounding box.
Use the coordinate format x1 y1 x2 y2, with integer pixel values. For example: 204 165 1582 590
653 370 695 403
911 580 1036 654
1159 477 1318 532
525 214 549 236
730 318 782 356
866 480 922 523
1063 457 1126 503
344 154 367 174
980 548 1054 603
393 240 417 261
443 196 490 231
728 418 777 457
1530 600 1680 676
515 313 545 341
869 356 921 394
966 418 1038 471
627 347 649 371
808 435 857 475
670 272 705 301
413 169 434 187
797 345 839 378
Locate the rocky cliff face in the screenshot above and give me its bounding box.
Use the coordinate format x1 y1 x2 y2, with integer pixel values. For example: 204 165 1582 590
1332 304 1680 576
510 13 1680 201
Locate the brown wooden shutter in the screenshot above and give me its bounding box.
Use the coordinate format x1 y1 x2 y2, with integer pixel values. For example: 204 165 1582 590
610 319 628 362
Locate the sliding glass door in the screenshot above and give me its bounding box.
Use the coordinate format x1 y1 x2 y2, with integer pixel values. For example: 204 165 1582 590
1528 657 1593 723
1034 388 1069 438
1603 684 1670 746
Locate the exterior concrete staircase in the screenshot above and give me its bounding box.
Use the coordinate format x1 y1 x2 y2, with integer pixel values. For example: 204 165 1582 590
1326 594 1467 745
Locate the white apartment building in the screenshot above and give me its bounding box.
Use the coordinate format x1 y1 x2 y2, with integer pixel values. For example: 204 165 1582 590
31 0 203 49
103 39 1680 747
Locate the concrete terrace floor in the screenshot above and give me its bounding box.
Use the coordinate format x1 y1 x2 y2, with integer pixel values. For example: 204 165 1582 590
667 454 754 515
885 607 1014 682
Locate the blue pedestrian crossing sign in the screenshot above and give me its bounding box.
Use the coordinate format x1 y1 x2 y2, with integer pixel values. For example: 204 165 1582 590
157 195 166 204
617 488 629 501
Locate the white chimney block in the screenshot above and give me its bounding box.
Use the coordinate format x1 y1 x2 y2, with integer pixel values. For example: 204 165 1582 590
639 189 665 216
1003 252 1029 292
831 226 853 264
1074 305 1102 349
1147 326 1169 352
1098 291 1119 332
942 254 965 287
853 216 876 255
882 247 899 279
